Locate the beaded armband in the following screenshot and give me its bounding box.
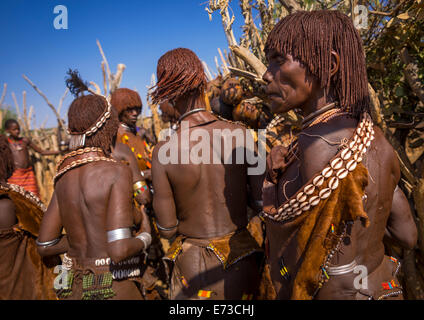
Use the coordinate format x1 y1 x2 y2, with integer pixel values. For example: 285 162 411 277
133 180 148 197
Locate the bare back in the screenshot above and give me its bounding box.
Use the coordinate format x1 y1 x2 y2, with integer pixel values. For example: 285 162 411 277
153 117 256 239
54 161 133 259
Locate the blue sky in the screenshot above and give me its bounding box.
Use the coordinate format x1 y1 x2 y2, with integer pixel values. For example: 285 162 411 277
0 0 245 128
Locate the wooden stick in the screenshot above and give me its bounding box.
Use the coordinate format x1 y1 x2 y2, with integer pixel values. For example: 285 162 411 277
28 105 34 130
22 74 65 128
0 83 7 107
202 61 214 82
22 91 30 132
96 39 112 88
230 45 267 77
101 61 107 95
217 48 230 75
228 66 266 84
11 92 23 123
58 88 69 116
89 81 102 94
110 63 126 93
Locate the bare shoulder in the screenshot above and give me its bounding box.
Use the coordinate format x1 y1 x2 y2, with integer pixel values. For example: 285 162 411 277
369 124 399 180
86 160 132 184
298 115 357 180
152 139 168 161
214 118 247 131
113 142 133 160
0 196 15 212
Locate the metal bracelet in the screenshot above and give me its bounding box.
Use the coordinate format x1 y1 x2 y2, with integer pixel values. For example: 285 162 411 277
107 227 132 243
36 236 61 248
326 260 358 276
156 220 179 231
136 232 152 249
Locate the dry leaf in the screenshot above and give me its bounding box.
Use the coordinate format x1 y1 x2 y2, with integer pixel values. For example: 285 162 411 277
397 12 411 20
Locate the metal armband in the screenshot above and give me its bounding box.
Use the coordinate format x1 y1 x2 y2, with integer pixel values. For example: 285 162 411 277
156 220 179 231
36 236 62 248
107 227 132 243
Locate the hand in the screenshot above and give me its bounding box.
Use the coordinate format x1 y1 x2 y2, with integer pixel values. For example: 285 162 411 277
136 205 151 236
135 188 152 206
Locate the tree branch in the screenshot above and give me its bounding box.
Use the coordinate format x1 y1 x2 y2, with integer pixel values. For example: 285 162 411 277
0 83 7 107
22 74 65 128
278 0 301 14
229 45 267 78
96 39 112 90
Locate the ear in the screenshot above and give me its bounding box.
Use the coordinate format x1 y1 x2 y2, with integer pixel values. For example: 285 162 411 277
330 51 340 78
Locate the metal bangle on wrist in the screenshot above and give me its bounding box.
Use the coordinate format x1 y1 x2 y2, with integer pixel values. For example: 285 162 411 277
136 232 152 251
36 236 62 248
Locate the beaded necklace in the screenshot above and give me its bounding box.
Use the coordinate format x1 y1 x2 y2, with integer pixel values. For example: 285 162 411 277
7 137 24 151
54 148 116 184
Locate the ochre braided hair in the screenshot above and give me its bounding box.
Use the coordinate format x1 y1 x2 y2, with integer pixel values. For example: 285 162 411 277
150 48 207 105
265 10 370 118
65 69 119 156
0 134 15 180
111 88 142 117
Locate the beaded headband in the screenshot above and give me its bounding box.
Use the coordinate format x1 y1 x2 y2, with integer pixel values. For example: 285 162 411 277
67 92 112 150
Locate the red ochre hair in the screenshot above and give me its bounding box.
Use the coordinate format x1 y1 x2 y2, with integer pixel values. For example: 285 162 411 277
265 10 370 119
111 88 142 116
0 134 15 180
65 69 119 156
150 48 207 105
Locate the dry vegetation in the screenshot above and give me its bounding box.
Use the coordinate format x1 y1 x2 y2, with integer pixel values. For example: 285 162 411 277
0 0 423 299
204 0 424 299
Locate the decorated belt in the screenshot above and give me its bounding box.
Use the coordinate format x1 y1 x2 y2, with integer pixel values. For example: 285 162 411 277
64 254 144 280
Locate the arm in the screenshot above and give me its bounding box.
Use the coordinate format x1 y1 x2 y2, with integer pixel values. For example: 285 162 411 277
37 191 69 257
152 141 178 239
106 165 148 263
113 142 152 205
386 186 417 250
26 138 60 156
245 128 265 213
385 145 417 249
0 197 17 229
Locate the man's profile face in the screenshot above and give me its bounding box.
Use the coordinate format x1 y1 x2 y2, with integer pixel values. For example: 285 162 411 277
120 106 141 127
6 122 20 139
263 49 316 114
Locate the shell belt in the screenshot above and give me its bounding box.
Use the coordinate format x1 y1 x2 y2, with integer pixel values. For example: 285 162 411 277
261 112 375 223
